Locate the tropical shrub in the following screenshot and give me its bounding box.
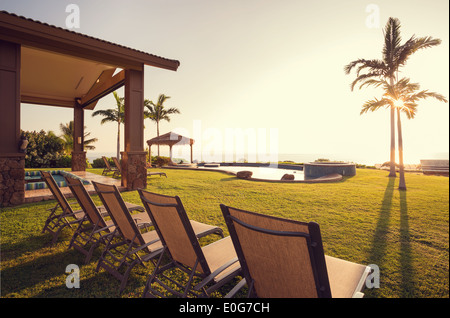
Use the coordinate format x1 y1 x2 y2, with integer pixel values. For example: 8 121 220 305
152 156 171 166
22 130 65 168
92 157 114 168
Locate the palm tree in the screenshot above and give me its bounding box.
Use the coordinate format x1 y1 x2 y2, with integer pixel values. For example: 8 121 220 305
92 91 124 160
59 121 98 154
144 94 180 156
345 17 442 177
360 78 447 190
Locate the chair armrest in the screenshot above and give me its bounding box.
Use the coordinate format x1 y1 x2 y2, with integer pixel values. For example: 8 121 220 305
130 238 161 255
194 257 240 291
92 224 115 235
224 278 247 298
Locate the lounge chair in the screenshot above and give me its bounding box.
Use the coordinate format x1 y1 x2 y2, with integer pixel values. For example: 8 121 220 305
111 157 122 178
101 156 118 176
40 171 86 245
138 189 241 298
92 181 164 293
92 182 226 293
147 170 167 178
420 159 449 176
220 204 371 298
146 162 167 178
64 176 151 263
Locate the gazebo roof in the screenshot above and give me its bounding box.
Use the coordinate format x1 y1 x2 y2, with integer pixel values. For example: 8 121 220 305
147 132 194 146
0 10 180 109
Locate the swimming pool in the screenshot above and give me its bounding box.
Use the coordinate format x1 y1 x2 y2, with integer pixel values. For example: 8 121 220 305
198 163 305 181
24 170 91 190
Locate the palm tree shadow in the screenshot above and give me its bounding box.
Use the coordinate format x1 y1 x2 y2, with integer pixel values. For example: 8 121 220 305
368 177 395 266
399 190 414 297
367 178 415 297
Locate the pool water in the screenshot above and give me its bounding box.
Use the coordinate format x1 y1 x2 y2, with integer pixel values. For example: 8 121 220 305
24 170 90 190
199 165 305 181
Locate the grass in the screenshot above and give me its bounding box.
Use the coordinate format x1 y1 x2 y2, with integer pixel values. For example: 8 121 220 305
0 168 448 298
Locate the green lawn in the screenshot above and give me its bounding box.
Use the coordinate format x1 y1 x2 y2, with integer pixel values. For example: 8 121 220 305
0 168 448 298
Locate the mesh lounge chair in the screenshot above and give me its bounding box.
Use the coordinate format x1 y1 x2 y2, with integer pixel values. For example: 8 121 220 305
220 204 371 298
146 162 167 178
40 171 85 245
111 157 122 178
147 170 167 178
138 189 241 298
101 156 118 176
93 182 225 293
65 176 151 263
92 181 163 293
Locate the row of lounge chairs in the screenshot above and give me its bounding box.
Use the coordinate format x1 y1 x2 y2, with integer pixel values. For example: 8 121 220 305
40 170 370 298
101 156 167 178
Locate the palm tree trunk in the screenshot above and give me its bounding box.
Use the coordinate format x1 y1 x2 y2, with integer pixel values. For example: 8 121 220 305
389 78 397 177
157 121 160 156
397 108 406 190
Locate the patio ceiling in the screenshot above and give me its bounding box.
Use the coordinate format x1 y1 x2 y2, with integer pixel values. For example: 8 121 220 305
0 10 180 110
20 46 120 109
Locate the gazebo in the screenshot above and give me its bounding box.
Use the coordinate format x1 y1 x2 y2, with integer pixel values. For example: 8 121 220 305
0 11 180 206
147 132 194 163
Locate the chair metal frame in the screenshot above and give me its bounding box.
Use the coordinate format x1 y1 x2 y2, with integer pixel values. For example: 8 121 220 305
40 171 85 245
101 156 118 176
111 157 122 178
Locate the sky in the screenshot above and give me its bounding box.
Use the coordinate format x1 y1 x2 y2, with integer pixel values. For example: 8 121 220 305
2 0 449 165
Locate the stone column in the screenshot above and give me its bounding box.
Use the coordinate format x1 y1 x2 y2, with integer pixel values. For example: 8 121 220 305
121 151 147 189
123 66 147 189
0 40 24 206
0 154 25 207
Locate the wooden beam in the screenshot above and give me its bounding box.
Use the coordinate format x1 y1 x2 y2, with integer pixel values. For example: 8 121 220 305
81 69 125 108
21 95 75 108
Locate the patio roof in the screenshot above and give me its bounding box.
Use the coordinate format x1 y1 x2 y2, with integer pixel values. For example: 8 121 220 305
0 10 181 205
0 10 180 109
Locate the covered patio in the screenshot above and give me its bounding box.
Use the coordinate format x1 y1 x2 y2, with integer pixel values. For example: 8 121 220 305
0 11 180 206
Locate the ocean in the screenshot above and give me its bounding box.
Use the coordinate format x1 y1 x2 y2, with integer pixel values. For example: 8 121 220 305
86 152 387 166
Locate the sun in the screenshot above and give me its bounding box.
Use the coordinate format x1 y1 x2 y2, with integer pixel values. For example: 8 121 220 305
393 98 405 108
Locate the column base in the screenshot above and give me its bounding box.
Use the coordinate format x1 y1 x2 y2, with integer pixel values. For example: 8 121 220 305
71 151 86 171
121 151 147 190
0 153 25 207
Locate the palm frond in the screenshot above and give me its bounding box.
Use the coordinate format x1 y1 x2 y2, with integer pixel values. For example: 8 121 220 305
350 71 385 91
358 78 387 90
360 98 392 115
145 94 181 124
396 35 442 68
382 17 402 66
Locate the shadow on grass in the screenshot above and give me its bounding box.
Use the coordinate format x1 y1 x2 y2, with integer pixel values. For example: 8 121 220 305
399 189 414 297
0 248 86 296
366 178 415 297
368 177 395 266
